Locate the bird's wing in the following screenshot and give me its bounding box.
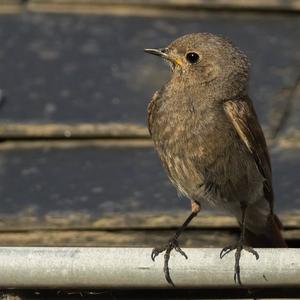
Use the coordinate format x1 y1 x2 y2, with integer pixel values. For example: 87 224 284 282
223 98 274 209
147 90 160 136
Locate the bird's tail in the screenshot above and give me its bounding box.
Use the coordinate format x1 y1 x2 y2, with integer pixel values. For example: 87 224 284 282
245 213 287 248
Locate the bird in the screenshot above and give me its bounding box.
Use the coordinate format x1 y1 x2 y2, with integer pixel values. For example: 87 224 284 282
144 33 287 286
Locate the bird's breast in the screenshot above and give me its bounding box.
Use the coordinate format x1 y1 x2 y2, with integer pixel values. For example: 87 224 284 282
148 89 263 208
149 90 233 198
150 95 231 160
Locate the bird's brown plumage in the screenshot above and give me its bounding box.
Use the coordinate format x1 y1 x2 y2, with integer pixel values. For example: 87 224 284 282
145 32 286 285
223 98 286 247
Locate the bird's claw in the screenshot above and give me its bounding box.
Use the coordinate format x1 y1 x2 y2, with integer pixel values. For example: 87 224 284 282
151 247 163 261
220 241 259 285
173 241 188 259
151 239 187 261
151 238 188 286
220 244 235 258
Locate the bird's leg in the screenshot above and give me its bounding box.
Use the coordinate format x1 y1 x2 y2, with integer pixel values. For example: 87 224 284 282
220 203 259 285
151 200 201 286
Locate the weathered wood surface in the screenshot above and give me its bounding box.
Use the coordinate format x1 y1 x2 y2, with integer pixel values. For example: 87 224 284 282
0 146 180 216
0 12 300 140
0 212 298 246
277 77 300 144
24 0 300 12
0 5 299 255
0 209 268 248
0 123 149 139
0 214 298 247
0 142 298 246
0 145 299 217
3 211 300 230
2 0 300 13
0 227 238 247
0 8 298 300
0 140 153 150
0 0 22 13
3 121 300 147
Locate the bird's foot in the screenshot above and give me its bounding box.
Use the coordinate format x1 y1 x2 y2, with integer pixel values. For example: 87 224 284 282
220 240 259 285
151 238 188 287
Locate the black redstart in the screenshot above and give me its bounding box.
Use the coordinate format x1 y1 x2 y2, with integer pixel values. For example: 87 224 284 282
145 33 286 286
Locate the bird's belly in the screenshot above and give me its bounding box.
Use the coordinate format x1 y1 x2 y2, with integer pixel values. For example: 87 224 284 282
158 139 264 211
161 153 204 199
152 103 265 211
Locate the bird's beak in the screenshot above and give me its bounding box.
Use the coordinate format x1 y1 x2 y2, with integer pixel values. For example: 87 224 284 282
144 48 182 66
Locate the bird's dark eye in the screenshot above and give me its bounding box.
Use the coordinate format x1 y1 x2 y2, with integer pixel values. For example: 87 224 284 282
186 52 200 64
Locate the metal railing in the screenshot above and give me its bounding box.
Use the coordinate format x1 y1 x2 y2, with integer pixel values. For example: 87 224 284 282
0 247 299 289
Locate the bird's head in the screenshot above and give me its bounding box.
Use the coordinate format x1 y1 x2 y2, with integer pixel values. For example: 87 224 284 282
145 33 249 97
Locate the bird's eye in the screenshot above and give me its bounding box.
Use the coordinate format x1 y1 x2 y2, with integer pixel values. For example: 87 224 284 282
186 52 200 64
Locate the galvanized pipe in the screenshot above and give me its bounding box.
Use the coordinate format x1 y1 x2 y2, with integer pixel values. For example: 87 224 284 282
0 247 299 288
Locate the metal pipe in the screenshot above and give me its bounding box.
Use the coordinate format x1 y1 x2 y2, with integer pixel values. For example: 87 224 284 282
0 247 299 288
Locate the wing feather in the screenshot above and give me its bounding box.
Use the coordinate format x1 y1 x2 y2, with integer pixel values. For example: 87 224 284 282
223 98 274 209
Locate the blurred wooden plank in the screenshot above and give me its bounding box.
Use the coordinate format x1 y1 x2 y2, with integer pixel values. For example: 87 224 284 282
0 0 22 3
0 0 22 13
3 120 300 147
0 123 149 139
0 228 237 247
277 77 300 147
0 13 300 137
1 211 300 231
26 0 300 12
0 140 153 150
0 146 182 217
0 144 299 219
0 225 297 247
